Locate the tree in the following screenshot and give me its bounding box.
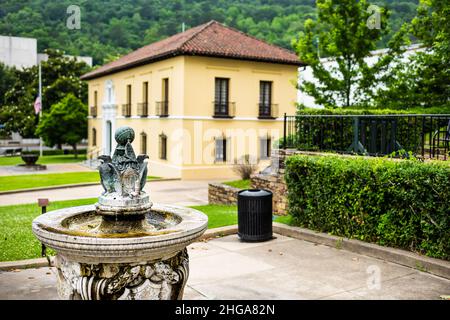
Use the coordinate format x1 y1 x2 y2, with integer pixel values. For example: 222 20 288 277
35 94 87 157
0 0 418 65
0 49 90 138
293 0 407 109
0 63 16 106
377 0 449 109
0 65 37 138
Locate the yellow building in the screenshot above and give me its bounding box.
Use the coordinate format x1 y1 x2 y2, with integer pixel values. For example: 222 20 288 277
81 21 303 179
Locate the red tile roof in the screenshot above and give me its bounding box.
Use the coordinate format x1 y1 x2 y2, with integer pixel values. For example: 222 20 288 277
81 20 303 80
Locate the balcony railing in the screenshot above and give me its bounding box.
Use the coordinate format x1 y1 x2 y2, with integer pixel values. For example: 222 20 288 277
213 101 236 118
156 101 169 117
137 102 148 117
258 103 278 119
121 104 131 117
90 106 97 118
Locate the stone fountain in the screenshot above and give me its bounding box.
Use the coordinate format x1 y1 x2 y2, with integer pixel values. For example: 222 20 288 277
32 127 208 300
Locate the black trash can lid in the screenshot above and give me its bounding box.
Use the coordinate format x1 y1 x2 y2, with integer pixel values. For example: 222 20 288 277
238 189 272 197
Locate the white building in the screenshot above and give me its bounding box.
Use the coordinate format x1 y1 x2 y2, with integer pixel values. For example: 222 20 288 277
37 53 92 67
0 35 93 69
0 36 37 69
297 44 424 108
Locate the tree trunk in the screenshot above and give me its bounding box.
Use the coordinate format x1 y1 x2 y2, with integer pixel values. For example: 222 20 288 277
72 144 78 158
57 143 62 150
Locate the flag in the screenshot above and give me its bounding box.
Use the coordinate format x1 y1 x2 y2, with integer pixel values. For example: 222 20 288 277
34 95 41 115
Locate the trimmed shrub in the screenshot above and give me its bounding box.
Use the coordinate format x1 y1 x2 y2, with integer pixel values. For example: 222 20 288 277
296 107 450 115
285 155 450 260
26 149 87 156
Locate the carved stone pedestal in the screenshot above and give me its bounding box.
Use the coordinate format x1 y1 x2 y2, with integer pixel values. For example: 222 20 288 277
56 249 189 300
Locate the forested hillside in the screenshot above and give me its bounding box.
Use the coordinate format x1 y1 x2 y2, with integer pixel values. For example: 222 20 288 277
0 0 419 65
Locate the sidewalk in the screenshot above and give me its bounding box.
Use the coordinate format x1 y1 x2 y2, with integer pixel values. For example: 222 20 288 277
0 180 214 206
0 163 93 176
0 234 448 300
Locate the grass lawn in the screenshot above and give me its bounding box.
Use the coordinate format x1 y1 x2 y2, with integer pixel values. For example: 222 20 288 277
273 214 293 225
0 198 97 262
0 199 291 262
190 204 237 229
0 201 238 261
222 179 251 189
0 172 160 192
0 154 87 166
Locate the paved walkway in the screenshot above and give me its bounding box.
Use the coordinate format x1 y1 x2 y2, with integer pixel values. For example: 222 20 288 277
0 234 448 300
0 180 215 206
0 163 93 176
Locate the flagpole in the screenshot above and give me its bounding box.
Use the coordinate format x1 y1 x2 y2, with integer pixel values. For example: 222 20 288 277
39 62 43 157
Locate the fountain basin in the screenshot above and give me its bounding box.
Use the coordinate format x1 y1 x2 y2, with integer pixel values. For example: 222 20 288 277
21 153 39 165
32 203 208 300
17 154 47 171
33 204 207 264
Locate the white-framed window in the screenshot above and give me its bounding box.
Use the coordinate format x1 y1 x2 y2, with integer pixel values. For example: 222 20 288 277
159 133 167 160
260 136 271 160
92 128 97 147
215 138 227 162
140 132 147 155
104 79 114 104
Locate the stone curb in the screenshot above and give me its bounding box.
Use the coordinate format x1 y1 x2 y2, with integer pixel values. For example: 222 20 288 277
3 223 448 281
272 222 450 280
0 178 180 195
199 224 238 241
0 257 52 271
0 225 239 271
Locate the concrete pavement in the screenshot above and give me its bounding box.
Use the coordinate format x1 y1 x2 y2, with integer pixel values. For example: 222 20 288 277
0 179 216 206
0 163 93 176
0 234 449 300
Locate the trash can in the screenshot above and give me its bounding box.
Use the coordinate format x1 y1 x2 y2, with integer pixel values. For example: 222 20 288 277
237 189 273 242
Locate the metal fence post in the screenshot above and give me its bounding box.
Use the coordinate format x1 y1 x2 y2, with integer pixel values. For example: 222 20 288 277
283 113 287 149
37 198 49 257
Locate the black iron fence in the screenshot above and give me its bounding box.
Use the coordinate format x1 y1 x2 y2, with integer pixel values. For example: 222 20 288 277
282 113 450 160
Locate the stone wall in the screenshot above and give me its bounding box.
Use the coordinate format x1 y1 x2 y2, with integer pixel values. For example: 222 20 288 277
208 149 298 214
251 173 287 215
208 183 240 205
248 148 300 215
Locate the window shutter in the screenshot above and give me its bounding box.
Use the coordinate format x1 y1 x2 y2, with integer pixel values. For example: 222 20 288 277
159 135 162 159
163 136 167 160
140 132 147 155
92 128 97 147
214 137 230 162
159 134 167 160
259 137 265 159
212 137 216 162
226 137 232 163
214 138 219 162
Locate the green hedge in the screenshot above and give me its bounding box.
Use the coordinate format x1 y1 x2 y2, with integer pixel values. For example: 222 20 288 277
297 107 450 115
285 155 450 260
24 149 87 156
